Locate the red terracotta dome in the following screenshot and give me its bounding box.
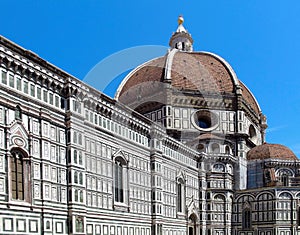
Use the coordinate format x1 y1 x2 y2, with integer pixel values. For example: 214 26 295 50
115 50 260 115
247 143 297 161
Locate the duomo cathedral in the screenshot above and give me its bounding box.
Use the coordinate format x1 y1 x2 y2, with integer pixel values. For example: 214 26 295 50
0 16 299 235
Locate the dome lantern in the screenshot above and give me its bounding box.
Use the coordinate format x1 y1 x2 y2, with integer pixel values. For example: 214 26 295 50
169 16 194 52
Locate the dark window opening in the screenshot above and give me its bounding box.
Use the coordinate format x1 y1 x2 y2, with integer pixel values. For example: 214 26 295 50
297 207 300 226
11 151 26 200
114 159 124 203
177 183 182 212
242 208 251 229
15 105 22 120
281 174 289 186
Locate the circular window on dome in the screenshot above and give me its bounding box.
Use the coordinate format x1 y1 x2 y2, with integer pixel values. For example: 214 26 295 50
192 110 219 131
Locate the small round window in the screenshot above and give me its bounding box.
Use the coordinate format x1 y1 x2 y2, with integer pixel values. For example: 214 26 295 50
192 110 219 131
197 144 205 152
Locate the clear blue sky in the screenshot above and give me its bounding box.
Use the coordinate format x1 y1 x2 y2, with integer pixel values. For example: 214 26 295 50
1 1 300 155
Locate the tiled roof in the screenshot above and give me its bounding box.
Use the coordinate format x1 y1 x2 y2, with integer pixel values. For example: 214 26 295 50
240 82 260 115
118 56 166 104
171 52 234 93
247 143 298 161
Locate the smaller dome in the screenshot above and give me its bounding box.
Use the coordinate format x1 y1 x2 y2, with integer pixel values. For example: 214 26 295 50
247 143 297 161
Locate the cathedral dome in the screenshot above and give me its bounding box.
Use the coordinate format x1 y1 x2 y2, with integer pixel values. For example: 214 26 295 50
115 16 261 116
115 50 260 115
116 49 260 114
247 143 297 161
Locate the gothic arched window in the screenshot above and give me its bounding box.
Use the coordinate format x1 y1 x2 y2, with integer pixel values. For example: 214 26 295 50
79 172 83 185
188 214 197 235
114 157 126 203
75 189 79 202
242 208 251 229
73 132 77 144
78 133 82 145
74 150 77 164
80 190 84 203
11 152 24 200
78 151 83 165
10 150 29 201
177 178 185 213
15 105 22 120
75 216 84 233
74 171 78 184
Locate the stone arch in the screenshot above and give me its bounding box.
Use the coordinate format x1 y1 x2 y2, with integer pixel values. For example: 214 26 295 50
278 191 293 199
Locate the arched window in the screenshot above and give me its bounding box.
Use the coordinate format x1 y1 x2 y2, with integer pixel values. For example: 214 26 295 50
11 151 24 200
75 216 84 233
177 178 185 213
80 190 84 203
74 171 78 184
73 132 77 144
15 105 22 120
188 214 197 235
79 172 83 185
78 133 82 145
225 146 230 155
182 42 185 51
74 150 77 164
211 143 220 153
114 158 126 203
10 150 29 201
242 208 251 229
75 189 79 201
46 221 51 230
277 169 293 186
281 174 289 186
78 151 83 165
